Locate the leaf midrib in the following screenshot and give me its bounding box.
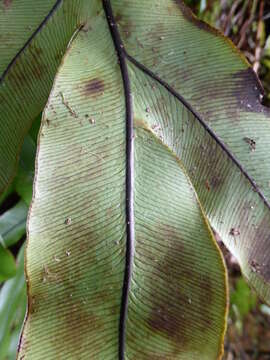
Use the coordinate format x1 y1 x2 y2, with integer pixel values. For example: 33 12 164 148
124 54 270 212
103 1 135 359
104 0 270 358
5 0 269 357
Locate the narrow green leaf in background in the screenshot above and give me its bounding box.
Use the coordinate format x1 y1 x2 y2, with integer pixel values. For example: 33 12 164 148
0 245 26 359
0 237 16 282
14 136 36 206
230 278 257 319
0 200 28 248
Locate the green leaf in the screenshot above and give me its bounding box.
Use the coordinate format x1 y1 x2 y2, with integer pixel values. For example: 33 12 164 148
0 184 14 207
18 5 227 359
13 116 42 205
0 0 100 195
0 239 16 282
0 0 268 359
29 113 42 144
0 200 28 248
14 135 36 205
230 278 257 319
0 245 26 359
112 0 270 303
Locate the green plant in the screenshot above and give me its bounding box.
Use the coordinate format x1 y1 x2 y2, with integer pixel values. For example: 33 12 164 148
1 0 270 359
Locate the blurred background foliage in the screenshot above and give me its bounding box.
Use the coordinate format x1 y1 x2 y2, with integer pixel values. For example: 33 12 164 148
0 1 270 359
0 115 39 359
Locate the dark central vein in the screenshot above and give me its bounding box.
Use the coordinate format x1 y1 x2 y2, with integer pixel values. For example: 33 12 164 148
102 1 134 359
125 53 270 212
104 0 270 358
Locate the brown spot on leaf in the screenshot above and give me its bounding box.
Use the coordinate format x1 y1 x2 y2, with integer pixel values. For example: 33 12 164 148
83 78 105 98
8 44 46 86
148 301 186 339
3 0 12 9
117 16 133 39
134 222 217 355
210 175 223 189
233 68 270 114
28 295 37 315
115 13 123 23
28 44 45 80
8 67 28 87
205 180 211 191
49 296 104 355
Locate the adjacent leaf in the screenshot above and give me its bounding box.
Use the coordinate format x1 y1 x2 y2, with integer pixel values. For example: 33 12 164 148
0 120 39 207
0 183 14 207
230 278 257 319
0 200 28 247
0 238 16 282
18 6 227 359
0 0 99 195
0 245 26 359
28 113 42 144
14 135 36 205
111 0 270 302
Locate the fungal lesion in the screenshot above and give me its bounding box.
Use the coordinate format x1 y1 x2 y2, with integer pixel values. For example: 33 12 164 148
83 78 105 97
3 0 12 10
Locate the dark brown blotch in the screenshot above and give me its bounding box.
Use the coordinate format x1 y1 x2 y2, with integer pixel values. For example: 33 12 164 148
114 13 123 23
140 225 215 351
148 301 187 340
27 44 46 80
117 16 133 39
83 78 105 98
8 44 45 85
209 174 223 189
233 68 270 114
3 0 12 9
50 297 104 355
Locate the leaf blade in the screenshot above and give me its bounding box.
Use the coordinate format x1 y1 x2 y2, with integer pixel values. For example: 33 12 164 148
19 4 228 358
0 200 28 247
127 126 228 359
19 11 127 358
110 0 270 303
126 58 270 303
0 240 16 282
0 245 26 358
0 0 98 195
